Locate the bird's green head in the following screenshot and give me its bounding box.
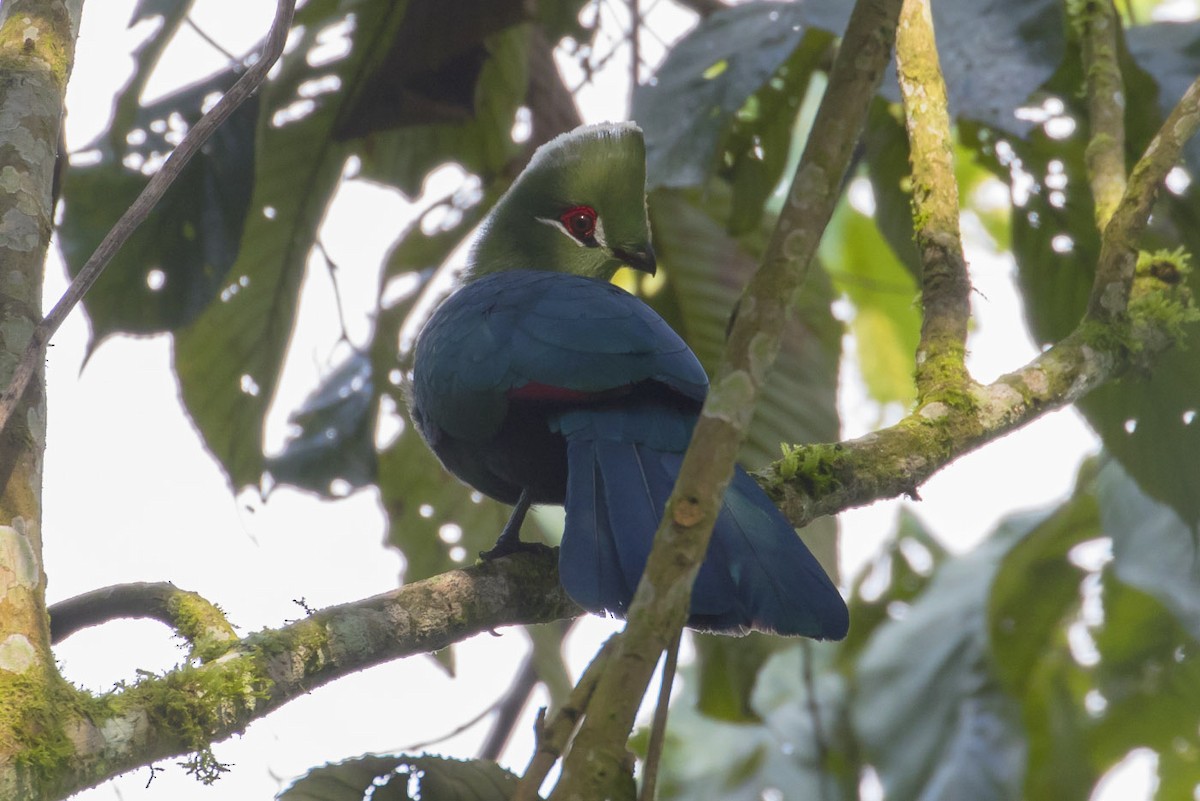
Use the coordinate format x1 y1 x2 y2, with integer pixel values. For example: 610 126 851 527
467 122 656 281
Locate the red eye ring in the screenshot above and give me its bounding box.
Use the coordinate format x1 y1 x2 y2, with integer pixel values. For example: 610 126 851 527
559 206 597 241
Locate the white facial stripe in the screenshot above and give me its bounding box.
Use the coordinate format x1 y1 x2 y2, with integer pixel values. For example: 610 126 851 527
593 217 607 248
535 215 607 249
535 216 586 247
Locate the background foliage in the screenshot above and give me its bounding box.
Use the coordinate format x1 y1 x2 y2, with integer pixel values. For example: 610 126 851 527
51 0 1200 798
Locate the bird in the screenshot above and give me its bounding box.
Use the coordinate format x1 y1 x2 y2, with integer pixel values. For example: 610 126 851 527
409 122 848 638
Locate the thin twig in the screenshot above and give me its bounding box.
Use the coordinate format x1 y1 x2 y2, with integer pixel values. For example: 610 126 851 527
1076 0 1127 230
896 0 972 400
316 239 353 345
399 693 511 754
185 15 241 65
478 652 542 760
0 0 299 439
638 629 680 801
800 640 833 801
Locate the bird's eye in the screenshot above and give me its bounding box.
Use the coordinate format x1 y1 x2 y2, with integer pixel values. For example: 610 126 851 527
559 206 597 242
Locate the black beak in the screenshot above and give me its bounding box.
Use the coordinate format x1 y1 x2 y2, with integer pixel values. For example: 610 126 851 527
613 244 657 276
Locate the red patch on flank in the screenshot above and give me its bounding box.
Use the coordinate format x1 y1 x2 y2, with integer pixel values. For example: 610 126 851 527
507 382 595 402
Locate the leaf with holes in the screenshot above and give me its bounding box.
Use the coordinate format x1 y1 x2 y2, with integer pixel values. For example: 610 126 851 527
633 2 810 192
278 753 518 801
172 0 406 489
265 352 376 497
59 68 256 343
1089 574 1200 800
378 421 516 584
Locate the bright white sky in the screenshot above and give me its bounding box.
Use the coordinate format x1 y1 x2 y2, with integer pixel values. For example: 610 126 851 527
38 1 1159 799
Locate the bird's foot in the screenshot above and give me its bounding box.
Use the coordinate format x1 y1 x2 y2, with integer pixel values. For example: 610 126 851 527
479 538 551 562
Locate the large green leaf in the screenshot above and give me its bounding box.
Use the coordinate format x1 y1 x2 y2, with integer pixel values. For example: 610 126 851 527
840 509 947 669
853 517 1035 801
632 2 810 193
985 473 1099 801
278 753 518 801
987 477 1096 697
172 0 534 489
805 0 1063 136
1093 460 1200 640
264 352 376 497
819 191 921 407
60 68 256 341
655 644 852 801
691 632 786 723
353 23 529 194
172 0 404 488
648 187 841 467
1090 575 1200 800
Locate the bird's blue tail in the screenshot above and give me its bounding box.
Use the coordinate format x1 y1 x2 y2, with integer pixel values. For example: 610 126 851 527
554 406 849 638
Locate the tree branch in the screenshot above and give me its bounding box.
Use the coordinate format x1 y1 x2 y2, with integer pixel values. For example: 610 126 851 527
49 582 237 660
763 74 1200 527
21 549 578 799
896 0 972 401
548 1 905 797
1076 0 1127 230
0 0 298 439
1088 72 1200 322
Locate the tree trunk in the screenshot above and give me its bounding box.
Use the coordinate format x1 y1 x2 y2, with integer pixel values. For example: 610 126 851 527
0 1 80 798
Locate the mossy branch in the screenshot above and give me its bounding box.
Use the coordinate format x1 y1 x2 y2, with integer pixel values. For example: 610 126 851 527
1074 0 1127 230
546 1 905 798
1088 68 1200 321
49 583 238 661
5 549 576 800
764 235 1198 528
895 0 972 402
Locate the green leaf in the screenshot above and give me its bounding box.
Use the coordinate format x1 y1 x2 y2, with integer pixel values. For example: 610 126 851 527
819 192 920 407
1093 460 1200 640
172 0 404 488
803 0 1064 135
853 516 1036 801
863 100 922 280
840 509 946 668
692 632 786 723
60 69 256 342
1126 21 1200 170
278 753 519 801
264 352 376 497
1090 575 1200 796
988 478 1097 697
354 24 529 194
633 2 809 192
655 644 852 801
648 187 841 467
